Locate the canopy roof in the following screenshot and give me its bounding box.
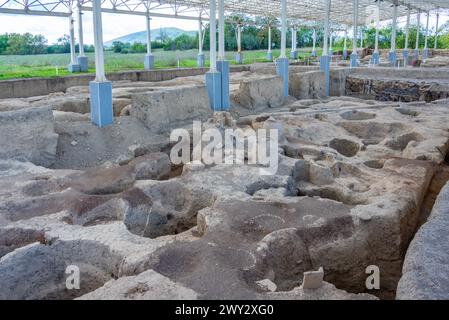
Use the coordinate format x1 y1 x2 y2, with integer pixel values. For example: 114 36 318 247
0 0 448 26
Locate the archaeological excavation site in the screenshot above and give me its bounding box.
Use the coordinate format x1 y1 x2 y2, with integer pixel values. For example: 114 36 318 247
1 0 449 305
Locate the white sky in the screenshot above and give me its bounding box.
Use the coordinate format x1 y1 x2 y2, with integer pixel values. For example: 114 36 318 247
0 11 447 45
0 12 198 44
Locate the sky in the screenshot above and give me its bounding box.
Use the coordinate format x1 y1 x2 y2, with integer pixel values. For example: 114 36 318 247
0 12 198 44
0 11 447 45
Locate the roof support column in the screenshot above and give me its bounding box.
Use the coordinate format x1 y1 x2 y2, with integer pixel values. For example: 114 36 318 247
372 0 380 65
414 11 421 60
216 0 229 109
89 0 113 127
267 25 273 61
144 13 154 70
343 29 348 60
350 0 358 68
291 27 298 59
276 0 289 97
311 28 317 57
236 24 243 64
403 6 411 64
435 11 440 49
205 0 223 110
68 12 80 73
320 0 331 96
389 1 398 66
423 11 430 60
197 17 205 67
329 31 333 57
77 5 88 72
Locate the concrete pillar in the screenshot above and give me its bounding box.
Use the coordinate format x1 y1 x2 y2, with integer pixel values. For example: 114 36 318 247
68 12 80 72
89 0 113 127
320 0 331 96
415 11 421 60
311 28 317 57
236 24 243 64
423 11 430 60
276 0 289 97
267 25 273 61
372 0 380 65
389 1 398 66
205 0 222 111
144 13 154 70
350 0 359 68
403 6 411 64
216 0 229 110
77 6 88 72
435 12 440 50
197 18 205 67
343 29 348 60
329 32 333 57
291 28 298 59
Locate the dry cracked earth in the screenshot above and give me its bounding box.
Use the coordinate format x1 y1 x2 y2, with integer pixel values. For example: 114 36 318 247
1 67 449 300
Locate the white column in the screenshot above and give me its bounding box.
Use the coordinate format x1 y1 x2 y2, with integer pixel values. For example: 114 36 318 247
343 29 347 51
415 11 421 50
374 0 380 53
329 31 333 51
291 28 296 51
92 0 106 81
146 14 152 55
268 26 272 52
198 18 203 54
209 0 217 71
323 0 330 56
404 6 411 50
435 12 440 49
391 2 398 52
424 11 430 50
352 0 358 55
360 29 363 49
237 24 242 52
69 12 77 64
77 6 85 56
313 28 317 52
218 0 225 60
280 0 287 58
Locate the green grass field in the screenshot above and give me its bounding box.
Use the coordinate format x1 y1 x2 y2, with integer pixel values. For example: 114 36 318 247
0 48 326 80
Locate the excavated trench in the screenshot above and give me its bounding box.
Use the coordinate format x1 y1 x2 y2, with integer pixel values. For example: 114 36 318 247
1 66 449 300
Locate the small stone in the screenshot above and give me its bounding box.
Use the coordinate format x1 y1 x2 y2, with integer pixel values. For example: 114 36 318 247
255 279 277 292
70 140 78 146
302 267 324 289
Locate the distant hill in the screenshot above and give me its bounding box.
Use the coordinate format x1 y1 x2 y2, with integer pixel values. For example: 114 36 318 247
105 27 197 46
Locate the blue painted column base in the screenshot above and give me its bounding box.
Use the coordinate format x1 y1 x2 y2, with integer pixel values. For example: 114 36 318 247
403 50 409 65
414 49 420 61
350 53 358 68
197 53 205 68
372 52 380 65
266 52 273 61
89 81 113 127
320 55 330 97
290 50 298 59
205 71 222 111
423 49 429 60
389 50 397 66
68 63 81 73
343 50 348 60
276 57 289 97
77 56 88 72
311 50 317 57
236 52 243 64
216 60 230 110
144 54 154 70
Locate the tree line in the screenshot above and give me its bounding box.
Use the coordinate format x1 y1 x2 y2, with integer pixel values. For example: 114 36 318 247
1 17 449 56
